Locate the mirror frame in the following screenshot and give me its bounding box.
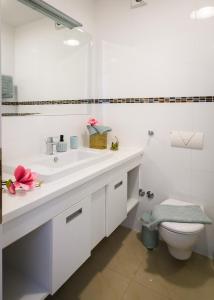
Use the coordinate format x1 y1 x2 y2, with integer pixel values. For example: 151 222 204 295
18 0 82 29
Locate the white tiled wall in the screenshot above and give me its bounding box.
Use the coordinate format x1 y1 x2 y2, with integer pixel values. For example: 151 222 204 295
2 113 90 163
96 0 214 258
1 23 14 77
95 0 214 98
102 102 214 258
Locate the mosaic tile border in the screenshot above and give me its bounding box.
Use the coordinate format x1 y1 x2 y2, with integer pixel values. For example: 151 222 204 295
2 96 214 105
2 113 40 117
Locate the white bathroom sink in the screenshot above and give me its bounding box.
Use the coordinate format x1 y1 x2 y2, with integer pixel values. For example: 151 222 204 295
4 148 113 182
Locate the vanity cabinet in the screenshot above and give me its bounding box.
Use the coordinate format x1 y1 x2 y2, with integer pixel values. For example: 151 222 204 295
2 150 142 300
106 173 127 236
51 197 91 294
91 187 106 249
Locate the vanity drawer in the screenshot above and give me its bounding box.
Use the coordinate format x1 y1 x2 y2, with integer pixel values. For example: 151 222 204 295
106 173 127 236
51 197 91 294
91 187 106 249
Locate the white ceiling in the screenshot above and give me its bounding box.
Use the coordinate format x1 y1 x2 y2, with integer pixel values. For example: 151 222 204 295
1 0 43 27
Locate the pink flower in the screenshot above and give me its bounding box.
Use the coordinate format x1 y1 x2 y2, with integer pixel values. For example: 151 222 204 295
13 165 38 192
6 180 16 195
88 118 99 126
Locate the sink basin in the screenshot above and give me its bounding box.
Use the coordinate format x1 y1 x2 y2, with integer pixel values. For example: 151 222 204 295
4 148 113 182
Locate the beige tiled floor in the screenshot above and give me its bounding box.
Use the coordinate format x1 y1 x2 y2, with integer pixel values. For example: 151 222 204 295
47 226 214 300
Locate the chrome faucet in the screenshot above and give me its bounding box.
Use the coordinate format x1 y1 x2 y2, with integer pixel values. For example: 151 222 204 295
46 137 57 155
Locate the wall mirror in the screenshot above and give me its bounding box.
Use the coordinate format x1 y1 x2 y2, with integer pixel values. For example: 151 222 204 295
1 0 92 116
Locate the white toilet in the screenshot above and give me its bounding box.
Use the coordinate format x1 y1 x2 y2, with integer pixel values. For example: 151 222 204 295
159 199 204 260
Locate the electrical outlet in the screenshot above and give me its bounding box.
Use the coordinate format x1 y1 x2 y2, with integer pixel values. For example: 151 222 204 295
131 0 146 9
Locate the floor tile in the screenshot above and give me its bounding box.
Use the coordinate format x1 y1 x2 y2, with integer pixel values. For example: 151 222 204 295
47 226 214 300
103 242 144 279
48 264 129 300
134 262 172 297
166 266 214 300
122 281 171 300
91 228 145 279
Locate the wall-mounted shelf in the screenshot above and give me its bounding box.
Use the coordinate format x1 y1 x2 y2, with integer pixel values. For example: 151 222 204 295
4 267 49 300
127 197 139 213
3 224 51 300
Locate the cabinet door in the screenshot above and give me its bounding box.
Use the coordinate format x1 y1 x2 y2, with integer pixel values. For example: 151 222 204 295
106 173 127 236
51 197 91 294
91 187 106 249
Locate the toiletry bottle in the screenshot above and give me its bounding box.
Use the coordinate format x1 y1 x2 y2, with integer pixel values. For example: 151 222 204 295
70 136 79 149
56 135 67 152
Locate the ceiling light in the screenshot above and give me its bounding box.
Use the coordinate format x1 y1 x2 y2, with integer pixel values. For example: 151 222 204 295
77 28 84 33
64 39 80 46
190 6 214 20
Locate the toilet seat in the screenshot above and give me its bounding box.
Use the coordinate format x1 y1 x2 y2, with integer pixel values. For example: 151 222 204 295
160 199 204 235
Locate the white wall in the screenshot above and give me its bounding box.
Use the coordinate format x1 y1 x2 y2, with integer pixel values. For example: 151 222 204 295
1 22 14 76
95 0 214 98
103 103 214 258
96 0 214 258
2 113 90 163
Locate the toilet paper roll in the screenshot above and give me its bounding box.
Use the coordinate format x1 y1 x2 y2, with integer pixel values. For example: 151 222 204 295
170 131 204 150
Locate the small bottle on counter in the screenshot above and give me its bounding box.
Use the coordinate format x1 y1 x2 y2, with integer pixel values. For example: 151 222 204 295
56 135 67 152
70 136 79 149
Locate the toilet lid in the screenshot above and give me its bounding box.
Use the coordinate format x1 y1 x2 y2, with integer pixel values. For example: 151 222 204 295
160 199 204 234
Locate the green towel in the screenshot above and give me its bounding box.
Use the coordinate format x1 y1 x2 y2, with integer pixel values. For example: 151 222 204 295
87 125 112 136
2 75 13 98
141 205 212 230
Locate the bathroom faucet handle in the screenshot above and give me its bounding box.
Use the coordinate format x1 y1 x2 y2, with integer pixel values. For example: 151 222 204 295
46 136 59 155
46 136 58 144
46 137 53 144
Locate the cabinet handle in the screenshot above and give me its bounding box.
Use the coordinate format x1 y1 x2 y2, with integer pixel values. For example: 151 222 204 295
114 181 123 189
66 208 82 223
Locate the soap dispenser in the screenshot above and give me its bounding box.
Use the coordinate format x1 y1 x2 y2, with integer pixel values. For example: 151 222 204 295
56 135 67 152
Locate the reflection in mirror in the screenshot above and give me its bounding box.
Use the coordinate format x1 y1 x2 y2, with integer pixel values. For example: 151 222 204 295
1 0 92 116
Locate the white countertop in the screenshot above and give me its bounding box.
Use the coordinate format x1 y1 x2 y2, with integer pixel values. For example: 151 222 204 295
3 147 143 223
